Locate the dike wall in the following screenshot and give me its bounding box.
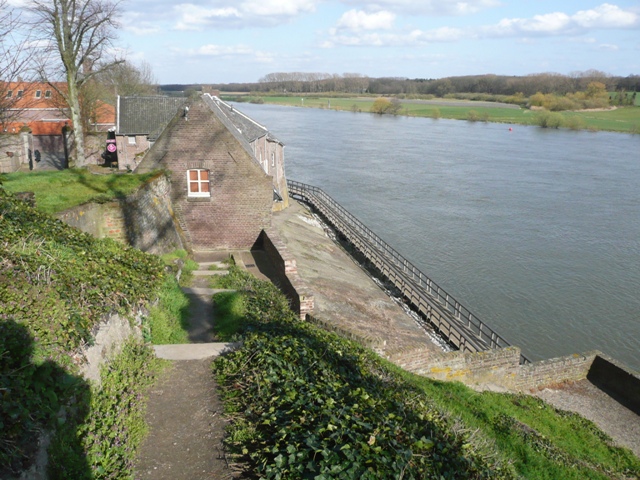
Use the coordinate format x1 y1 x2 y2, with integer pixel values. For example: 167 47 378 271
388 344 640 403
56 173 184 255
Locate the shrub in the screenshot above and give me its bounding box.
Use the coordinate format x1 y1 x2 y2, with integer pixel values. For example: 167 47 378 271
565 116 586 131
535 111 564 128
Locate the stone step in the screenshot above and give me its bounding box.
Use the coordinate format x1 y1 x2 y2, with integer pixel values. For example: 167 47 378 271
193 270 229 276
154 342 239 360
181 287 235 296
197 261 228 269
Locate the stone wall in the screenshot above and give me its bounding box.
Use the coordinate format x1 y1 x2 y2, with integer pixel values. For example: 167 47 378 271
0 133 29 172
258 228 314 319
388 344 611 392
56 174 184 254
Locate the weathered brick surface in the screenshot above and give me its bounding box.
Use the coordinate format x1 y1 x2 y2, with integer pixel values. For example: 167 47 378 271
260 228 314 319
136 98 273 250
56 174 184 254
389 344 603 392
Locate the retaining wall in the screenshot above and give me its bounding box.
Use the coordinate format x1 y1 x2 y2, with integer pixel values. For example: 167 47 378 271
390 344 640 397
56 173 184 254
258 228 314 320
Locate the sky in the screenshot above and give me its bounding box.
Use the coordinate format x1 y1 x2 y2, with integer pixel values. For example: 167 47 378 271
14 0 640 84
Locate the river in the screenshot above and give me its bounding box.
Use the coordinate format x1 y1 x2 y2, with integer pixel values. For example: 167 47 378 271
234 102 640 371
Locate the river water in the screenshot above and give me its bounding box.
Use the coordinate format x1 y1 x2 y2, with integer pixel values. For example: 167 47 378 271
235 102 640 371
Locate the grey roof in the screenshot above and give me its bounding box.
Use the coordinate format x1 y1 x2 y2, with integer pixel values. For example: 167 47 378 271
205 95 283 145
117 96 187 140
202 95 257 162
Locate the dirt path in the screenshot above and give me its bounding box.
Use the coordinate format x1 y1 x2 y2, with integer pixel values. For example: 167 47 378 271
134 359 240 479
134 255 244 479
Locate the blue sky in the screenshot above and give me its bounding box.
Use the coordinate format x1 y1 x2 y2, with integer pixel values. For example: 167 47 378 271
29 0 640 84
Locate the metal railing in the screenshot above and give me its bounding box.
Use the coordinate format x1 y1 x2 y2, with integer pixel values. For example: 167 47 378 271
288 180 530 364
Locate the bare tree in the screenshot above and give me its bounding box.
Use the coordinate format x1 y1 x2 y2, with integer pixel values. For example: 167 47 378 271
0 0 33 131
29 0 123 166
96 59 158 100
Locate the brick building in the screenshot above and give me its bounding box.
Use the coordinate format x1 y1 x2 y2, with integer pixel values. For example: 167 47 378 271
135 96 276 250
205 95 289 210
115 96 187 171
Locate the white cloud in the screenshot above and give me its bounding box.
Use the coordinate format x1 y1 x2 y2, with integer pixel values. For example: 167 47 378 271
335 9 395 31
195 44 253 56
339 0 500 16
169 0 315 30
484 3 639 37
596 43 619 51
174 5 241 31
324 26 464 47
240 0 315 17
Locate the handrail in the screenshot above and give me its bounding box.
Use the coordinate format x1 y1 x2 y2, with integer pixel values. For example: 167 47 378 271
288 179 530 364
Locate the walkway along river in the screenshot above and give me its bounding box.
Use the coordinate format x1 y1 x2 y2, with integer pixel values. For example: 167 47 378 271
235 102 640 371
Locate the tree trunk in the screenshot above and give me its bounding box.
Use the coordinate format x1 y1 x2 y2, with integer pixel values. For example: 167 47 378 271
66 70 86 167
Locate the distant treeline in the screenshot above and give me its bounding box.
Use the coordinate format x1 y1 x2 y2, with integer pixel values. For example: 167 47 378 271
161 70 640 97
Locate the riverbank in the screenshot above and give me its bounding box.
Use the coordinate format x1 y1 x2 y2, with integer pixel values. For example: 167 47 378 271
224 94 640 134
256 199 640 458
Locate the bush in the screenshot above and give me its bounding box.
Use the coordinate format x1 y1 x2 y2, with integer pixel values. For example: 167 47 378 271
534 111 564 128
370 97 402 115
565 116 586 131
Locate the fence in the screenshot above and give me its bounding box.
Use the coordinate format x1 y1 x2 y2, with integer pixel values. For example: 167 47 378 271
288 180 530 364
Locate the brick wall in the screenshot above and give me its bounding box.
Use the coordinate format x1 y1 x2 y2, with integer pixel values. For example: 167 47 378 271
137 98 273 250
387 345 607 392
259 228 314 319
56 174 184 254
513 352 597 391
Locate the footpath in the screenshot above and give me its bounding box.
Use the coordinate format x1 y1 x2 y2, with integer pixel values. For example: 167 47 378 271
133 253 241 480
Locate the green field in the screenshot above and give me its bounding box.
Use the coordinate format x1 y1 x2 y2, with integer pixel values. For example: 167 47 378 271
226 95 640 134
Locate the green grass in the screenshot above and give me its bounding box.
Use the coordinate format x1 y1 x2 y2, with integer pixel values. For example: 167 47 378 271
210 267 640 479
146 275 190 344
2 169 162 214
242 95 640 134
212 291 245 339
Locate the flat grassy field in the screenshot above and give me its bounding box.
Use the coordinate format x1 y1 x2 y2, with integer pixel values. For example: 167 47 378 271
1 169 161 214
230 95 640 134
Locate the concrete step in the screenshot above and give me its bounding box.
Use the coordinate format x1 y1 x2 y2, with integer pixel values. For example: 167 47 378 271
193 270 229 276
197 261 228 269
154 342 239 360
181 287 235 296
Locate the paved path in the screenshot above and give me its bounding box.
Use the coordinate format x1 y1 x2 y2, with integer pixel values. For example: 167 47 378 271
135 255 241 479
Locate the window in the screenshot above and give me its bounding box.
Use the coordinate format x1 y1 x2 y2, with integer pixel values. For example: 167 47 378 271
127 136 136 145
35 90 42 98
187 169 210 197
45 90 52 98
271 153 275 167
17 90 23 98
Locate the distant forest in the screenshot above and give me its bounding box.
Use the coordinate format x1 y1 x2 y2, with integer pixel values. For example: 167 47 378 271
161 71 639 97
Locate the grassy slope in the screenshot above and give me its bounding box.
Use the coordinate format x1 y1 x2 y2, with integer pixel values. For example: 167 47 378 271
0 188 167 478
213 268 640 479
233 95 640 134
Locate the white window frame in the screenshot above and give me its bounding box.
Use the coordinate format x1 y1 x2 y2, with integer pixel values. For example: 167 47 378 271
6 90 12 98
45 90 52 98
35 90 42 98
127 136 136 145
187 169 211 198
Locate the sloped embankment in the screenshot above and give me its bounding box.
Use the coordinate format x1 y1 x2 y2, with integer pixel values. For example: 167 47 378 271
0 188 166 478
